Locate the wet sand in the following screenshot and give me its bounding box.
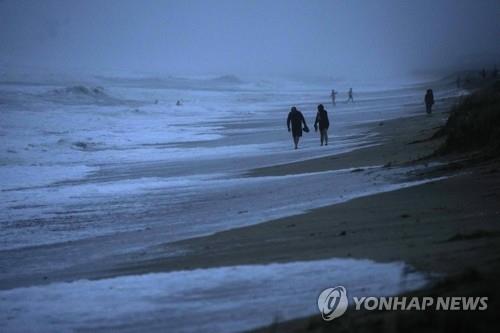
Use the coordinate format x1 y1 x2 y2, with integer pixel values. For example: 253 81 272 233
248 112 449 177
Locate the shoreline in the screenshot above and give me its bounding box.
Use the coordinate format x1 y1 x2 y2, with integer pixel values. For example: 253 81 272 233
93 97 500 331
0 97 468 286
3 82 500 332
99 158 500 279
248 109 450 177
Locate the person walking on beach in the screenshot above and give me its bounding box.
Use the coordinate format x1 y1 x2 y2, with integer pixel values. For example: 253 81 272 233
330 89 337 106
314 104 330 146
347 88 354 103
287 106 309 149
425 89 434 114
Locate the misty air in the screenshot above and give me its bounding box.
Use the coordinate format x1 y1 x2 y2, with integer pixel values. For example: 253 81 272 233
1 1 499 332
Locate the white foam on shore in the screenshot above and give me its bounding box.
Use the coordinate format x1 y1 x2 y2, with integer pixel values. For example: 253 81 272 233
1 78 453 192
0 162 450 251
0 258 428 333
0 165 97 191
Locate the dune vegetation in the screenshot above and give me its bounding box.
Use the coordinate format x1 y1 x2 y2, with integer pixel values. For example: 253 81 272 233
435 81 500 156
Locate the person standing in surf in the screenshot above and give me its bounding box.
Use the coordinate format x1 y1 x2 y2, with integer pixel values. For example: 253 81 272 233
330 89 337 106
347 88 354 103
314 104 330 146
287 106 309 149
425 89 434 114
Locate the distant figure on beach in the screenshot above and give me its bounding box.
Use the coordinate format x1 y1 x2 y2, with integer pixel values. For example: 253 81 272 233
456 76 461 88
176 100 182 106
347 88 354 103
287 106 309 149
425 89 434 115
314 104 330 146
330 89 337 106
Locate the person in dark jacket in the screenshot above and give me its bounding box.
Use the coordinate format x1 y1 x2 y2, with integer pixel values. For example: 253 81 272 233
424 89 434 114
314 104 330 146
287 106 308 149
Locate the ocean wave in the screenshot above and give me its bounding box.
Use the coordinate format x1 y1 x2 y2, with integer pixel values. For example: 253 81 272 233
42 85 125 105
208 74 242 84
96 74 244 91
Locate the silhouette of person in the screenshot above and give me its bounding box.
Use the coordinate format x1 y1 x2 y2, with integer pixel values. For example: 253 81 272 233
425 89 434 114
347 88 354 103
287 106 308 149
314 104 330 146
176 100 182 106
330 89 337 106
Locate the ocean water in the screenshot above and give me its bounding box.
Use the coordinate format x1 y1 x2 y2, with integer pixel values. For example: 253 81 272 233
0 75 456 250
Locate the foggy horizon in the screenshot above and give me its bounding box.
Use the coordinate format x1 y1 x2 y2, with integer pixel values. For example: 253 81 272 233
1 0 499 80
2 1 500 332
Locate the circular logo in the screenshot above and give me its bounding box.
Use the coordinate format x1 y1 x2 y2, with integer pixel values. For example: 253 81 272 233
317 286 348 321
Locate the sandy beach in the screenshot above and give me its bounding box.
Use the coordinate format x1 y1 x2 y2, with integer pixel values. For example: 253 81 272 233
91 96 500 331
2 2 500 332
86 97 500 280
2 77 499 332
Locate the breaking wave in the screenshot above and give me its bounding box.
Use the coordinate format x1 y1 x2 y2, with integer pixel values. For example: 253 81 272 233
42 85 125 105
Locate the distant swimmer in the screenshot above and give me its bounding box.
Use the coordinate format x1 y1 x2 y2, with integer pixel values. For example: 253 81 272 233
347 88 354 103
176 100 182 106
330 89 337 106
287 106 309 149
314 104 330 146
425 89 434 115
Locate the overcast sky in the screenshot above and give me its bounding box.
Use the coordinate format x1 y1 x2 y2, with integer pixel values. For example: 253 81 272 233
1 0 499 79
